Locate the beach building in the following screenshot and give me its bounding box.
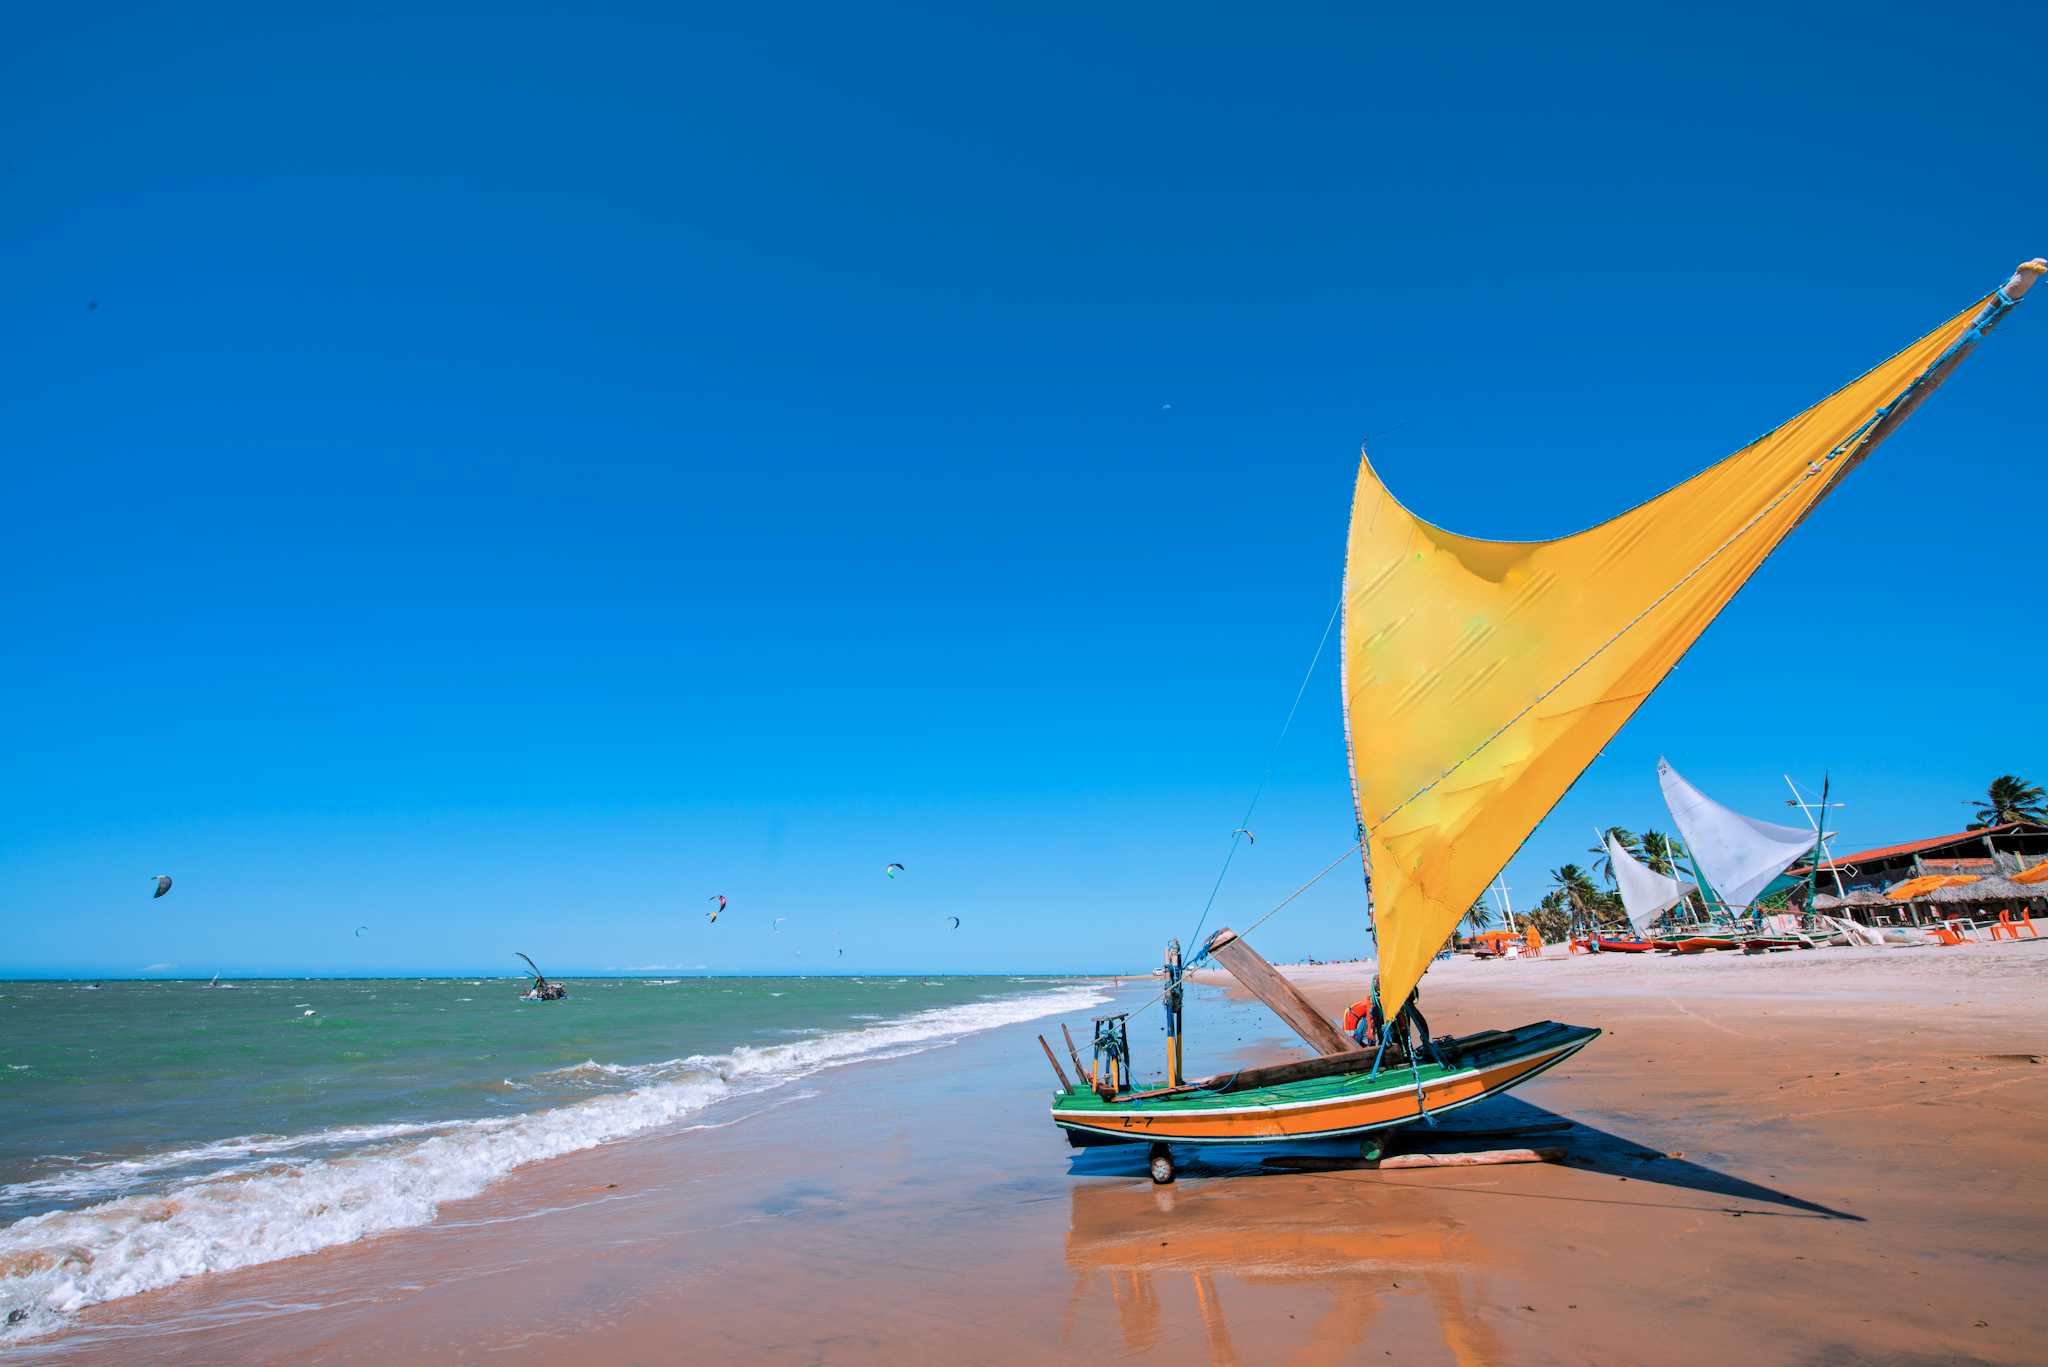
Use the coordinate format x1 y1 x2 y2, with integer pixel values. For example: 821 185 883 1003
1793 821 2048 926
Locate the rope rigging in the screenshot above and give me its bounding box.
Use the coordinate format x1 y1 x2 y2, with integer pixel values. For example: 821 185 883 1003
1184 594 1342 954
1102 280 2031 1041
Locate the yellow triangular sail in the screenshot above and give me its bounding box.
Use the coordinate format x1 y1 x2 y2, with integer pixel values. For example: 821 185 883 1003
1346 292 1999 1012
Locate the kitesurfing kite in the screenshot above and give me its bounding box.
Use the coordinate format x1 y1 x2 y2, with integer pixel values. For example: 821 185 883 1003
772 917 787 932
151 875 173 899
355 925 368 938
707 894 726 923
945 916 961 930
884 863 905 878
1232 829 1256 845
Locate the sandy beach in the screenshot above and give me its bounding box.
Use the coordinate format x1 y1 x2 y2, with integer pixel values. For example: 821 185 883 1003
12 938 2044 1365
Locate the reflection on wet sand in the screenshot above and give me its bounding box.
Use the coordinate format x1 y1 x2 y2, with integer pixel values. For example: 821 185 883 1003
1063 1171 1506 1365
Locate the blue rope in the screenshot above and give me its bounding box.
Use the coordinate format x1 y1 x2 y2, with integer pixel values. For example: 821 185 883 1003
1410 1051 1436 1126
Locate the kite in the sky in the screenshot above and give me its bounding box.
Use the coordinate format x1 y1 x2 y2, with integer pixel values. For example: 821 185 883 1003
772 917 787 932
945 916 961 930
152 875 173 899
1233 828 1256 845
885 863 905 879
355 925 368 937
707 894 727 923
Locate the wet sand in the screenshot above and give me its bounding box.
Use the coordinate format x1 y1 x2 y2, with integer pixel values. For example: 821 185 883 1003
23 940 2048 1365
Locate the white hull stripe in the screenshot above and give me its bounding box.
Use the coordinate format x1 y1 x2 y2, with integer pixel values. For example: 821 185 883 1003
1051 1039 1583 1123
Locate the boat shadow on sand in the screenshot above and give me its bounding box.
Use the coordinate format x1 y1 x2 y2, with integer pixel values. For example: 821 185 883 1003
1067 1093 1857 1221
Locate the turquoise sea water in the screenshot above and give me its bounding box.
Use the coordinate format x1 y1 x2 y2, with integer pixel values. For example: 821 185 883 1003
0 973 1108 1337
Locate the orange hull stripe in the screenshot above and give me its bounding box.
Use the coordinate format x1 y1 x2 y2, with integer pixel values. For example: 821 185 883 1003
1053 1049 1561 1141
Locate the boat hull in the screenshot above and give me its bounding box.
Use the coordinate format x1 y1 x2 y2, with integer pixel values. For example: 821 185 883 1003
1742 936 1815 953
1051 1020 1597 1147
1662 936 1741 954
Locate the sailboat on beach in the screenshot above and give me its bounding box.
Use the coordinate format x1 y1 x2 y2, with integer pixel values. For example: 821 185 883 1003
1046 259 2043 1179
1604 831 1696 946
1657 759 1826 950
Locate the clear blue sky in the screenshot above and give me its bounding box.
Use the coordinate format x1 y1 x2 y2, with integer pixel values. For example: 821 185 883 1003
4 1 2042 976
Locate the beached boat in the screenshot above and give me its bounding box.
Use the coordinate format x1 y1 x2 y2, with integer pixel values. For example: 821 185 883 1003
1659 760 1823 927
1587 936 1655 953
1043 259 2041 1182
1052 1020 1597 1149
1741 935 1817 953
1604 830 1697 950
1661 935 1744 954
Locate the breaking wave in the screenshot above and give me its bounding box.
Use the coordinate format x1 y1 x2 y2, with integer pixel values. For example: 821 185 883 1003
0 983 1107 1339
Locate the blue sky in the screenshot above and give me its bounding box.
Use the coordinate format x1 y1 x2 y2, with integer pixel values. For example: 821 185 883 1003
3 1 2042 976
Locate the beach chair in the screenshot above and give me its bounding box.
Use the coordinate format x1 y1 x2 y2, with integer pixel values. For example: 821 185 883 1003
1989 908 2039 941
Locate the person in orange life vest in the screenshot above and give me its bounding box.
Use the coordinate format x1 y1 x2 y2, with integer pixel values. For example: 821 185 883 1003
1342 974 1434 1063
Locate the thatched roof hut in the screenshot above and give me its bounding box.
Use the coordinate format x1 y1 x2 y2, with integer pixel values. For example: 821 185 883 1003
1922 874 2048 905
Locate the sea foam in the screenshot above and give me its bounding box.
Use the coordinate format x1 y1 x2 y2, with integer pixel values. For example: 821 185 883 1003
0 983 1106 1339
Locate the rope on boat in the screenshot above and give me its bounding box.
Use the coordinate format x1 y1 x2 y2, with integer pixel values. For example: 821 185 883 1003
1185 593 1343 954
1409 1052 1436 1126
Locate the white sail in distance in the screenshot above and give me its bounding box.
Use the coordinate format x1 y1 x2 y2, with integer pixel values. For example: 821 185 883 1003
1606 832 1696 935
1657 758 1817 913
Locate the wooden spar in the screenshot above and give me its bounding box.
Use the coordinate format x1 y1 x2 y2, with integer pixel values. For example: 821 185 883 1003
1060 1023 1087 1080
1037 1035 1072 1090
1204 927 1353 1056
1795 257 2045 530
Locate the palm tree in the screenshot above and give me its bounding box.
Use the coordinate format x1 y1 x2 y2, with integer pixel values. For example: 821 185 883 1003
1548 863 1599 908
1972 775 2048 829
1638 830 1680 877
1462 899 1493 935
1587 828 1641 886
1525 890 1573 942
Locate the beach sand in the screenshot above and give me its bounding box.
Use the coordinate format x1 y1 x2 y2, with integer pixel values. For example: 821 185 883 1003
24 940 2048 1365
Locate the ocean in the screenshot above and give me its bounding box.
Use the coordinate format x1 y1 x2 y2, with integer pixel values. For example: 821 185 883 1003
0 973 1109 1339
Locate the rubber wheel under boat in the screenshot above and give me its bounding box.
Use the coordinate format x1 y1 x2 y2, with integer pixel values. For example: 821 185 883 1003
1149 1143 1175 1185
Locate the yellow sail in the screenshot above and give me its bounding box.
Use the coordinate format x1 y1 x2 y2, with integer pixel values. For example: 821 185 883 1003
1346 274 2036 1013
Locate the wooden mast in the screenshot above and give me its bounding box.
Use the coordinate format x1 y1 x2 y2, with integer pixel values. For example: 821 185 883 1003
1164 938 1185 1086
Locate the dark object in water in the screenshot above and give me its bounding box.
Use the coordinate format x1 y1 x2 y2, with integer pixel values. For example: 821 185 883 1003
517 952 567 1001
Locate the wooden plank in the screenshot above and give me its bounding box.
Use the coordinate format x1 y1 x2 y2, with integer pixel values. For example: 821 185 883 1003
1037 1035 1072 1090
1204 928 1353 1055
